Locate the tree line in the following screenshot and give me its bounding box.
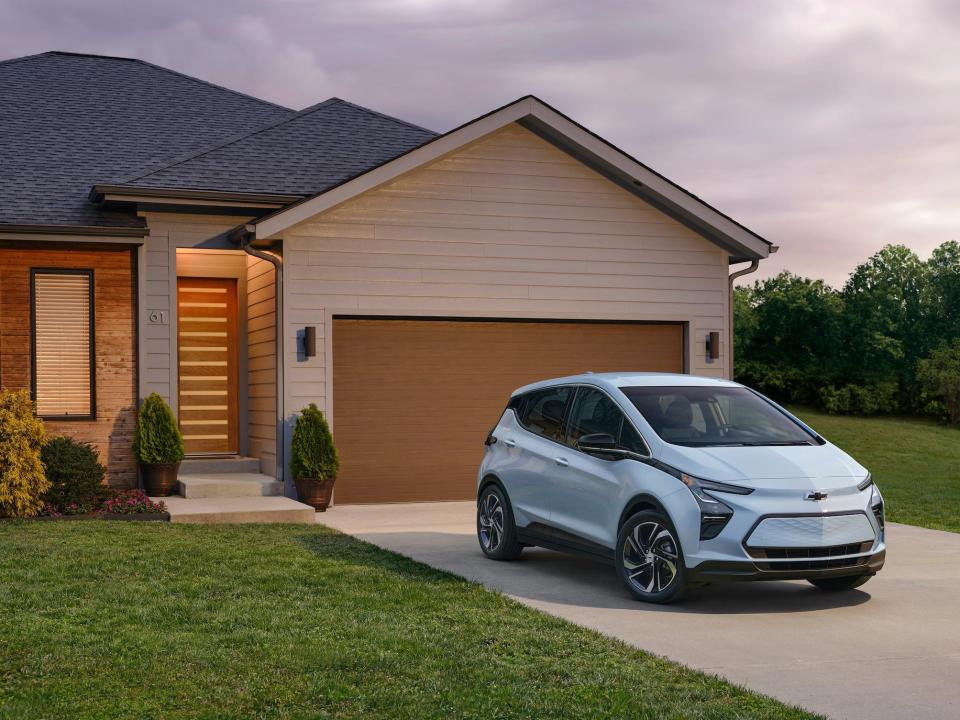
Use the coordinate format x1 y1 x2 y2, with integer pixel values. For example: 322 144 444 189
734 241 960 423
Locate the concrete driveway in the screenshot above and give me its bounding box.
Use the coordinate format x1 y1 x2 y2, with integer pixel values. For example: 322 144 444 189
321 502 960 720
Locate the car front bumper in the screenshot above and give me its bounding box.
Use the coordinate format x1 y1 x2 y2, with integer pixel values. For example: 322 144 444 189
687 548 886 583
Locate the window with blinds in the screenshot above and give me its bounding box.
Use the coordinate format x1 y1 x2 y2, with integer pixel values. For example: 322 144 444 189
32 270 95 418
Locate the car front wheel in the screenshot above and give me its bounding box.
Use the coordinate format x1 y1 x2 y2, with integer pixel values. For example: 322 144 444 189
477 485 523 560
616 510 688 603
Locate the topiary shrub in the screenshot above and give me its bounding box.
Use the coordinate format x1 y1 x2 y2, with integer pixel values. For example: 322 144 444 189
132 393 184 464
0 389 48 517
40 436 108 514
290 403 339 480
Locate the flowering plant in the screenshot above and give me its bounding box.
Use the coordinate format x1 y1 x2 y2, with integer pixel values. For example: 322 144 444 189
99 490 167 515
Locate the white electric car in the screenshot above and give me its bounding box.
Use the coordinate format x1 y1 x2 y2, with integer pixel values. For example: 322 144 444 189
476 373 885 603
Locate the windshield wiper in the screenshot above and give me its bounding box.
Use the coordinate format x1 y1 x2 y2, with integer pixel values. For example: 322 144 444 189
738 441 814 447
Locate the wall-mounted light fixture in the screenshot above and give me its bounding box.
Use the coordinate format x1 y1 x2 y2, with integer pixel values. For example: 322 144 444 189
303 326 317 358
706 331 720 360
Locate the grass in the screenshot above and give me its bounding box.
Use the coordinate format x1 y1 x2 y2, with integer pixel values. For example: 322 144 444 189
790 407 960 533
0 522 818 720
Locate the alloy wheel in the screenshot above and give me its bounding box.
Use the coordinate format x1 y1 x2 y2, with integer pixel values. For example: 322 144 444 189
478 492 504 552
622 521 679 595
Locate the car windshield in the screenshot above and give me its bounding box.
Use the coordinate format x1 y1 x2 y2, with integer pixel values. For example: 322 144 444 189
620 385 819 447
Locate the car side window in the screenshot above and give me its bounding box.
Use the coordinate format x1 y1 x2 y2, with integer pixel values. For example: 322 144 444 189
518 386 572 442
568 387 649 456
618 419 649 456
567 387 623 446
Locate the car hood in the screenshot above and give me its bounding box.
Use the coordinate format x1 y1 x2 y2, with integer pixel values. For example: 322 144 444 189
657 442 868 490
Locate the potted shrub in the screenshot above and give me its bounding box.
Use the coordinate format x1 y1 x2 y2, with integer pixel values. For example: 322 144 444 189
290 403 339 511
133 393 184 496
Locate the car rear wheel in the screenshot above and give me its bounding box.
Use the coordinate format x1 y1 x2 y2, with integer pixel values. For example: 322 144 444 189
616 510 688 603
808 574 872 591
477 485 522 560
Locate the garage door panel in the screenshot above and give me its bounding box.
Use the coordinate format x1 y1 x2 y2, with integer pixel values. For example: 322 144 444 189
332 319 683 504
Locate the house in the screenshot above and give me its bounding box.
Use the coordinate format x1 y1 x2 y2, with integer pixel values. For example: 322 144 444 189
0 51 773 506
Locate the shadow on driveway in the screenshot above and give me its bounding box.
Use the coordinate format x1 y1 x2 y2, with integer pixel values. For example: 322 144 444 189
347 530 871 615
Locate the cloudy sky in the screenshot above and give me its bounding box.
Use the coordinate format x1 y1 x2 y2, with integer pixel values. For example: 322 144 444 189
2 0 956 286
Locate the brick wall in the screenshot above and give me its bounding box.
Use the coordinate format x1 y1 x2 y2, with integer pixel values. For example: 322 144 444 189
0 242 138 487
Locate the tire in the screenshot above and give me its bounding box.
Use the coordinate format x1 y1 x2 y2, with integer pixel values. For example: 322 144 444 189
808 574 872 592
616 509 688 604
477 484 523 561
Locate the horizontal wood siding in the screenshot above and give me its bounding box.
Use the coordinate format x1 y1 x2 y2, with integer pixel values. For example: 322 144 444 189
0 243 137 487
247 255 277 476
282 123 730 455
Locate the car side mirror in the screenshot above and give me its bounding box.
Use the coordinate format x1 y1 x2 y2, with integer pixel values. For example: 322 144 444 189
577 433 620 457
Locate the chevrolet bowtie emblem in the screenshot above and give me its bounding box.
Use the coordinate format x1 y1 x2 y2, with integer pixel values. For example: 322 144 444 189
805 491 829 501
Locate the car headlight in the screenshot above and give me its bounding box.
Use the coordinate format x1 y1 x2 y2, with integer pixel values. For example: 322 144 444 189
857 473 885 532
867 478 885 532
678 473 753 541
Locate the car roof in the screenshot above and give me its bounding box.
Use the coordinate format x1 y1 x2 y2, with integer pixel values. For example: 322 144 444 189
511 372 741 396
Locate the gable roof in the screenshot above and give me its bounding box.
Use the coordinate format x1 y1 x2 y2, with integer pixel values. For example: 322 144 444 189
253 96 772 261
0 51 293 230
115 98 437 196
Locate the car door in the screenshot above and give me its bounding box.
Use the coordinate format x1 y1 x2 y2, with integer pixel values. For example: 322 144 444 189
549 386 645 548
496 385 574 528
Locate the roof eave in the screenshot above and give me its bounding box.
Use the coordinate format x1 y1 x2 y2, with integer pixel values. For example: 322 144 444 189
90 184 304 210
0 222 147 238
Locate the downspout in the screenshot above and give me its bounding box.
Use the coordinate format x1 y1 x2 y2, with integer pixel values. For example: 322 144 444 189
239 224 286 487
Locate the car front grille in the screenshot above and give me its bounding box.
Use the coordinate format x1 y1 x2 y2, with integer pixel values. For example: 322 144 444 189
744 514 876 549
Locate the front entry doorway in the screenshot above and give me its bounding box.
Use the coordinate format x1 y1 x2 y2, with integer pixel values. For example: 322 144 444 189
177 277 239 454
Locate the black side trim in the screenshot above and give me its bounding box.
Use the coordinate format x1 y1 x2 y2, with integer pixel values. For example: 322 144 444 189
517 521 615 565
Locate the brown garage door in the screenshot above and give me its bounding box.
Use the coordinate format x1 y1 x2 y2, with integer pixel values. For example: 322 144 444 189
332 318 683 504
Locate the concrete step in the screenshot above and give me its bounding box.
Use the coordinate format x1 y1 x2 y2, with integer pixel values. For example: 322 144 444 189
178 473 283 499
156 496 316 524
179 456 261 475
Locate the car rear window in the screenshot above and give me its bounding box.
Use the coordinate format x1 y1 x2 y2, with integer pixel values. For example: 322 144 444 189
620 385 818 447
518 386 572 442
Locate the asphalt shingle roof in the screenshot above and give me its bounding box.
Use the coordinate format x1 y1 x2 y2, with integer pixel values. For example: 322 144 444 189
1 52 438 230
0 51 293 228
120 98 438 196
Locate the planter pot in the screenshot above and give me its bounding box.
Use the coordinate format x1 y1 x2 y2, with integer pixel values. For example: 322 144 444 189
140 462 181 496
294 476 336 512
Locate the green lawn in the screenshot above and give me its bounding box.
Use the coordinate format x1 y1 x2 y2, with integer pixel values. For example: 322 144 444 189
0 522 816 720
790 407 960 533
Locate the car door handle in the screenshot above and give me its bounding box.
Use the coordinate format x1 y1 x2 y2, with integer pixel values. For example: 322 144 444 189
554 457 569 467
503 438 516 448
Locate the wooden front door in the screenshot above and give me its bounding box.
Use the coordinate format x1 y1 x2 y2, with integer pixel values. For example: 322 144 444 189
177 277 239 455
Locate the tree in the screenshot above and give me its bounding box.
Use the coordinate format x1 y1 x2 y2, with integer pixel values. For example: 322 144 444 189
842 244 929 406
733 272 844 404
925 240 960 344
732 285 757 363
917 340 960 424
